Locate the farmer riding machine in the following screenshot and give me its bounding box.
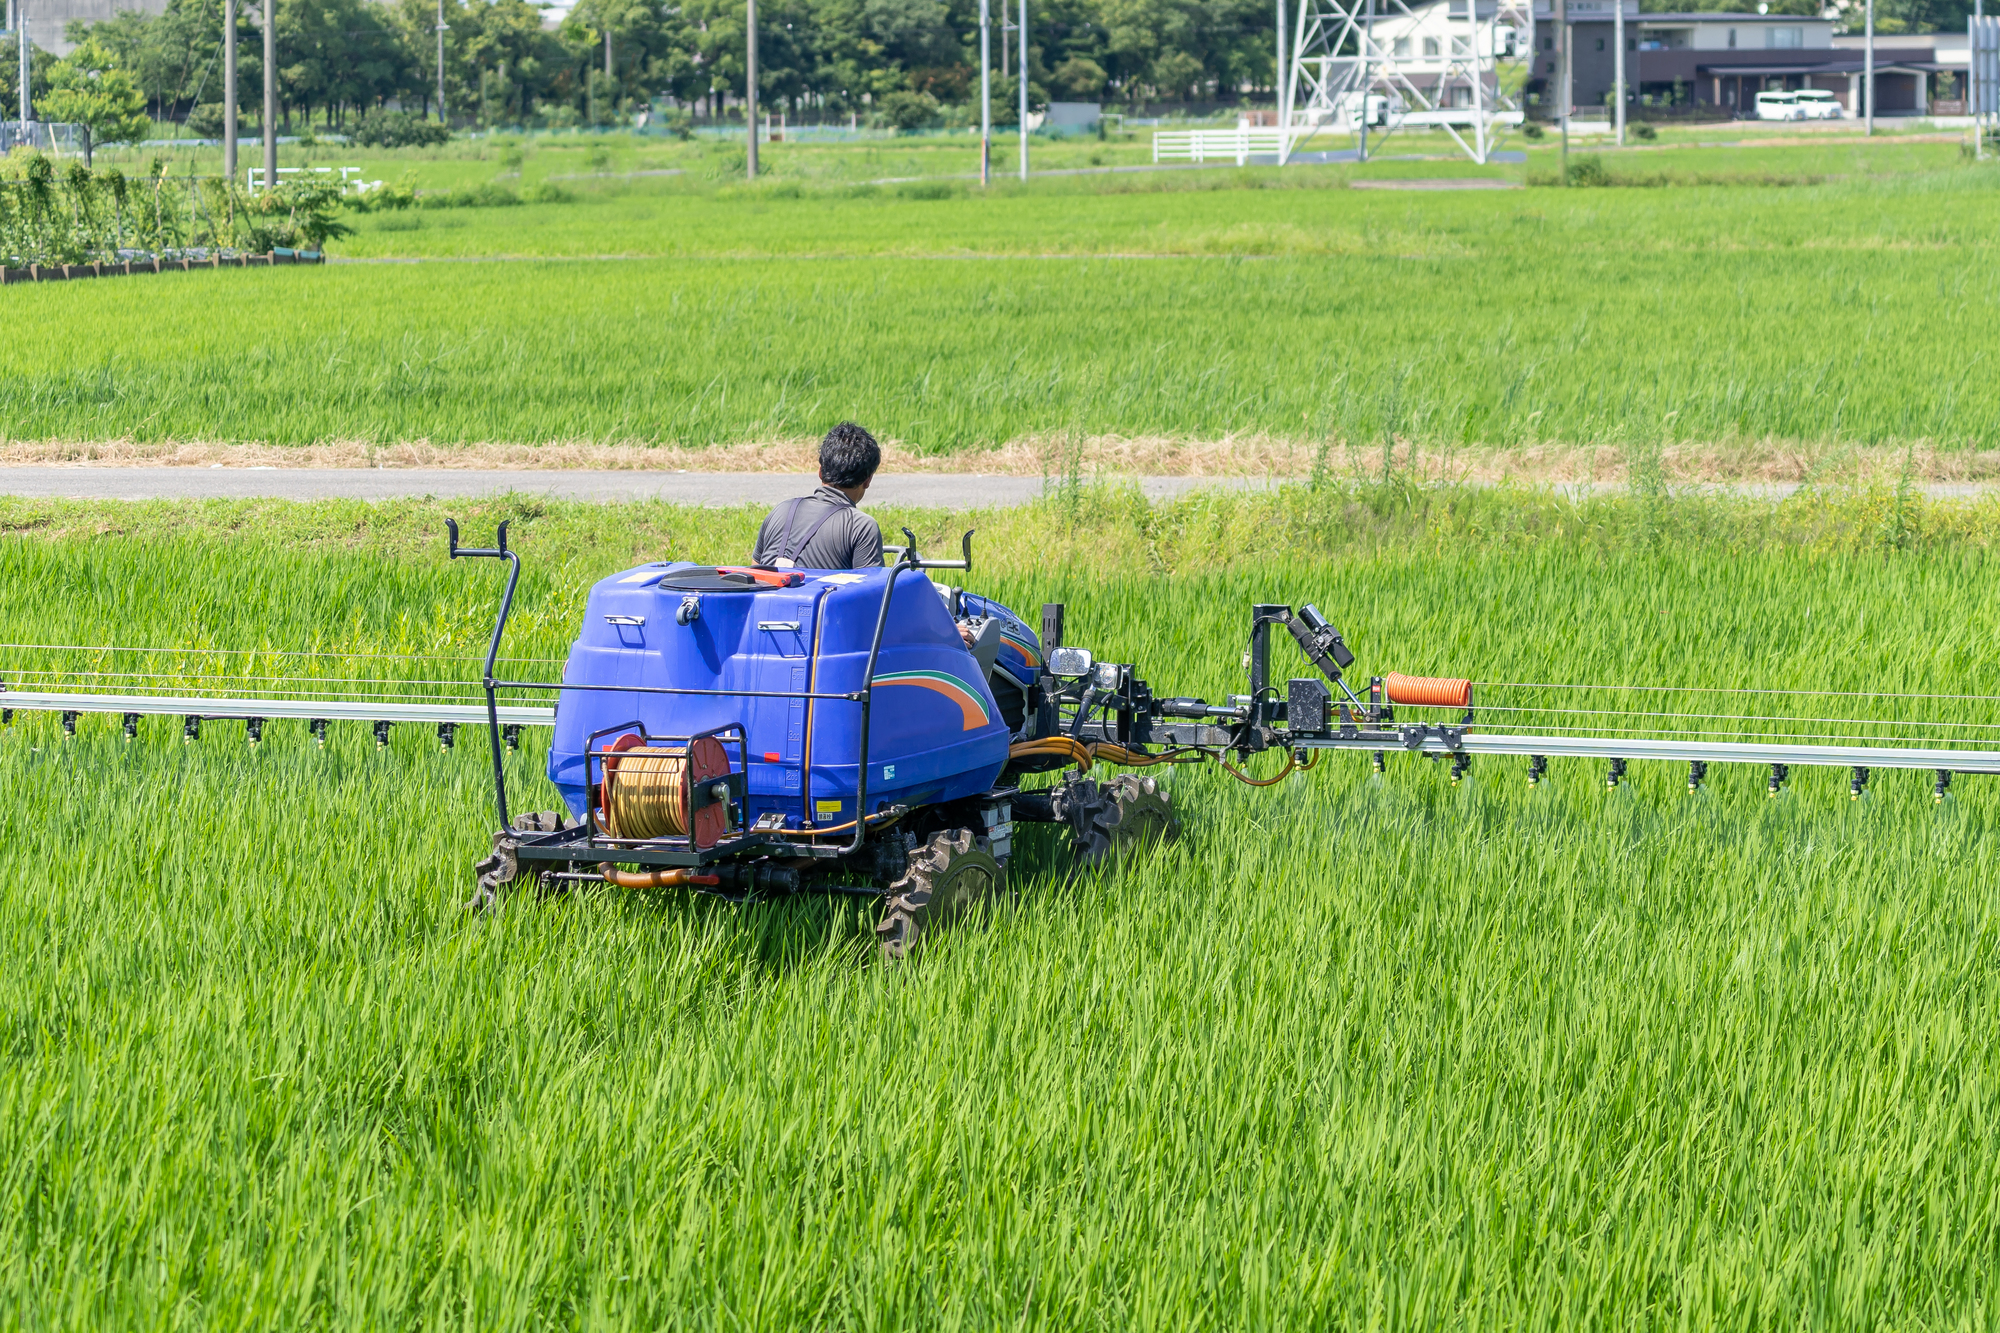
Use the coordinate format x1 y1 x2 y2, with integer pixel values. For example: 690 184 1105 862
454 521 1374 959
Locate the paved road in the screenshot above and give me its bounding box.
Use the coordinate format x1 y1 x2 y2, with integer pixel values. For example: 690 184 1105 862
3 468 1992 505
0 468 1279 507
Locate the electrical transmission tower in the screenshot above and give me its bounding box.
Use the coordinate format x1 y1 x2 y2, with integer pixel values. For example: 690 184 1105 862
1283 0 1532 165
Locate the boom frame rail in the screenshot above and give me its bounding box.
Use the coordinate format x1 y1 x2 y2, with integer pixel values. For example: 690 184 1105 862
1035 597 2000 786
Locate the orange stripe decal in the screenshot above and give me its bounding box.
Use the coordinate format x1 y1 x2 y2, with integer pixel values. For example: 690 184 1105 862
873 670 992 731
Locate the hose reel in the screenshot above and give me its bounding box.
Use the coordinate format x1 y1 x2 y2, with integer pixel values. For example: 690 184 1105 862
597 733 735 849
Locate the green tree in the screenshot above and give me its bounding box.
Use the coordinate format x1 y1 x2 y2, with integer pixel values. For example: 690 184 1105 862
1051 55 1107 98
40 40 150 166
1 34 55 116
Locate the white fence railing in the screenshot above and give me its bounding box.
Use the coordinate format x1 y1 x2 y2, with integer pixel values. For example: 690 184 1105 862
246 165 381 194
1152 128 1291 163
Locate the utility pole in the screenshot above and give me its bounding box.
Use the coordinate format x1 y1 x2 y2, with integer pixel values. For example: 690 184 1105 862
745 0 757 178
1358 0 1374 160
1977 0 1985 159
1613 0 1624 145
262 0 275 189
224 0 238 179
435 0 447 124
1275 0 1286 157
1864 0 1874 134
15 0 28 125
1017 0 1027 179
979 0 990 184
1558 0 1570 181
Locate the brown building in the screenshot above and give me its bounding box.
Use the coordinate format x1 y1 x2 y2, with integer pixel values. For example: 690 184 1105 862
1530 4 1969 116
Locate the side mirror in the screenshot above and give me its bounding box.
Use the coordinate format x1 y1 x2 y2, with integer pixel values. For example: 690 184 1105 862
1048 646 1095 679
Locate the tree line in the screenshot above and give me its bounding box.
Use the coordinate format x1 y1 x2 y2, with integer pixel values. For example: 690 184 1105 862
11 0 1276 136
14 0 1975 139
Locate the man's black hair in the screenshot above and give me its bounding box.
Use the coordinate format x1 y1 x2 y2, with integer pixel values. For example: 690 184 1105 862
819 422 881 490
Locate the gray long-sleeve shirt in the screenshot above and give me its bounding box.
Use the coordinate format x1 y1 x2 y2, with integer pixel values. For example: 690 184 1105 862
751 485 884 570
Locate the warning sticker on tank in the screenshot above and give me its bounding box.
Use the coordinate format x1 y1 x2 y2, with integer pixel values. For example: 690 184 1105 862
816 800 842 814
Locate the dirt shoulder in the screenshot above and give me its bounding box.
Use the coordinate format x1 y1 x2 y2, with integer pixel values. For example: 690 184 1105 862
6 437 1997 487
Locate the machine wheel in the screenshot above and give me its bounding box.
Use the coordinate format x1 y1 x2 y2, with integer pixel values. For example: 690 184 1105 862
466 811 570 910
1070 774 1180 867
876 828 1006 962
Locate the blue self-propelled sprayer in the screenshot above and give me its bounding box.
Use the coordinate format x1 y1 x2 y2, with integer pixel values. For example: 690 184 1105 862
451 520 1421 958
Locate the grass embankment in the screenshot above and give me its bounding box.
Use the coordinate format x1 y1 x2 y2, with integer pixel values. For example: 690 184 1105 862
8 162 2000 454
92 119 1970 195
4 486 2000 1327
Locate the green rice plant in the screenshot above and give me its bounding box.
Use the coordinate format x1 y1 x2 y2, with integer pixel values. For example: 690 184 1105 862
9 209 2000 454
2 489 2000 1327
10 164 2000 453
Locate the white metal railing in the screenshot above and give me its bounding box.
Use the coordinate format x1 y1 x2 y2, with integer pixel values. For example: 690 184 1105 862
245 165 381 195
1152 128 1292 164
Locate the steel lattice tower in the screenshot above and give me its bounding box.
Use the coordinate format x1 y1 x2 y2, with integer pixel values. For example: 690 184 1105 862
1283 0 1533 165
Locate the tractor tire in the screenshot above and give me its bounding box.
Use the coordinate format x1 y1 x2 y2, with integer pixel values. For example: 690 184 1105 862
466 811 569 910
1070 773 1180 868
875 828 1006 962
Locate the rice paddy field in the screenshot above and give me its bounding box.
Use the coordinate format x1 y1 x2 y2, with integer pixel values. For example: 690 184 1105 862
11 135 2000 456
10 125 2000 1328
4 487 2000 1328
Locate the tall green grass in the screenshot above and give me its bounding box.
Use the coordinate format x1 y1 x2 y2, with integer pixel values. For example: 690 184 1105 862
10 162 2000 452
3 489 1999 1327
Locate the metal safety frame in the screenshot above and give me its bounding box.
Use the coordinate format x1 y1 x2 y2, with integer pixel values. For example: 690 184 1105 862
448 521 977 874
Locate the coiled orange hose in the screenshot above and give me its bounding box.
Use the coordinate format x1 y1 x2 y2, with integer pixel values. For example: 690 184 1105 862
602 746 691 839
1383 673 1472 708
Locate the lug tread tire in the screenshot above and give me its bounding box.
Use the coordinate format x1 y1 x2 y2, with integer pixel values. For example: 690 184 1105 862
1072 773 1180 867
876 827 1006 962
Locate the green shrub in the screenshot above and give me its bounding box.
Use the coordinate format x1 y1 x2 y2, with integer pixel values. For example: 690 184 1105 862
1631 122 1658 141
1521 122 1545 141
350 112 452 149
519 180 573 204
875 90 940 131
416 181 522 209
183 103 239 139
1566 153 1612 186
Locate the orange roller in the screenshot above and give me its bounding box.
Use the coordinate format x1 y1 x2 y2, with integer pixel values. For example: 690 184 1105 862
1384 672 1472 708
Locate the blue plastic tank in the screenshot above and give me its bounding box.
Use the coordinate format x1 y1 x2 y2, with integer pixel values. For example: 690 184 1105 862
547 563 1014 830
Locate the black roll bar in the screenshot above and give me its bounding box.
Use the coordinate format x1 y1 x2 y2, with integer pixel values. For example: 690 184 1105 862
447 519 520 831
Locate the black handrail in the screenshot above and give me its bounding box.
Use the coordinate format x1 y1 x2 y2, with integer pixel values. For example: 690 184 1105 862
448 519 520 832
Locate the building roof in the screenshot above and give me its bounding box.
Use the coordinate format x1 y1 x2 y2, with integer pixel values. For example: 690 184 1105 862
1634 11 1833 19
1697 58 1943 73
